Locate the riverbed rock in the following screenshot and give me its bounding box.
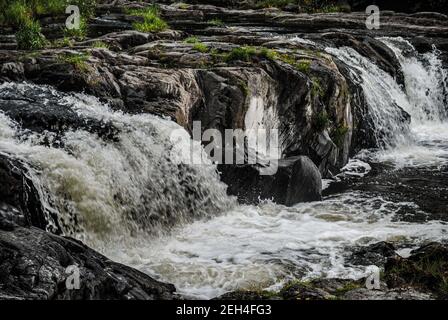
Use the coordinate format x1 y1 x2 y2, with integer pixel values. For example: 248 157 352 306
3 2 444 178
0 83 119 143
0 156 50 232
218 277 432 300
384 242 448 299
348 242 398 267
0 216 176 300
219 156 322 206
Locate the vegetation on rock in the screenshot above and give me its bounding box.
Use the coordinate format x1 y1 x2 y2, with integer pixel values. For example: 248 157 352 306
127 6 168 33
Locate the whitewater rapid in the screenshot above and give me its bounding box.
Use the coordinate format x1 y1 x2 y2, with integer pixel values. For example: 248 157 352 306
104 38 448 299
0 37 447 299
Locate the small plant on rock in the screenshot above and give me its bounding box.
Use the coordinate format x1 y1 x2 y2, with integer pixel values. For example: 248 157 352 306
128 6 168 33
208 18 224 26
16 20 46 50
58 52 91 72
313 111 330 131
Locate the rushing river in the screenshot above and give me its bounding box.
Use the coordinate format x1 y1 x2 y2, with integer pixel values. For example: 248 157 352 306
0 37 447 299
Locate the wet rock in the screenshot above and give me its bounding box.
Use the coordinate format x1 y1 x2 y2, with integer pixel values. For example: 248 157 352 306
219 156 322 206
0 222 176 300
0 83 119 143
218 277 432 300
348 0 448 14
0 156 50 232
385 242 448 299
346 165 448 222
0 62 24 82
216 290 281 300
341 287 432 300
280 281 334 300
349 242 398 267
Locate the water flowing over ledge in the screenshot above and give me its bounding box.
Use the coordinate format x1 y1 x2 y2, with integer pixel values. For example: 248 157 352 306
0 2 448 299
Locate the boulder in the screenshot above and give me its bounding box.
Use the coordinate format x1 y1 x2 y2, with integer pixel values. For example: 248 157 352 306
219 156 322 206
0 219 176 300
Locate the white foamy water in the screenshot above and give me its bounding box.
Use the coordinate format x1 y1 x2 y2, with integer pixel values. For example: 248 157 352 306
105 193 448 299
0 82 234 244
105 38 448 299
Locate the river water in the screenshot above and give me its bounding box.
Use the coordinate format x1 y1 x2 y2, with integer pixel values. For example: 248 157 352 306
0 37 447 299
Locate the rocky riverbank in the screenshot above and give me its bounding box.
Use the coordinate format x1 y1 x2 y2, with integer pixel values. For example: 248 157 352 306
1 1 447 300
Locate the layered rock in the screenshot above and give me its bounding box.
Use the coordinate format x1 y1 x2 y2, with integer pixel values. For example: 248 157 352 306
0 207 176 300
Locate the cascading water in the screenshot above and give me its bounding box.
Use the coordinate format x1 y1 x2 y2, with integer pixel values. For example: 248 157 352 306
326 37 448 168
325 45 412 148
104 38 448 298
0 82 234 245
0 37 447 299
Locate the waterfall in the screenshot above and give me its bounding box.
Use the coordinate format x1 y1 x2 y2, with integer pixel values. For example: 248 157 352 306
325 46 412 148
326 38 448 159
379 37 448 123
0 82 234 244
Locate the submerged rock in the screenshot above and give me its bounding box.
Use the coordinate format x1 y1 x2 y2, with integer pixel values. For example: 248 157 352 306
219 156 322 206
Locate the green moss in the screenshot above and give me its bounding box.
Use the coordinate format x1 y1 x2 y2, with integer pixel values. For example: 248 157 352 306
259 48 312 74
225 46 259 62
64 17 88 40
253 0 344 13
183 37 209 53
208 18 224 26
193 42 209 53
52 37 74 48
16 20 46 50
184 36 199 44
239 81 250 97
178 2 190 10
58 52 90 72
311 77 324 98
127 6 168 33
331 124 349 147
280 279 313 293
313 112 330 131
296 59 311 73
91 40 109 49
333 282 362 296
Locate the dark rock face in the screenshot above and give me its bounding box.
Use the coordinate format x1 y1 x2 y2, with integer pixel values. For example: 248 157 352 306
0 84 119 143
0 155 178 300
219 156 322 206
0 220 176 300
348 0 448 14
348 242 398 267
218 276 431 300
0 156 50 232
385 242 448 299
326 163 448 223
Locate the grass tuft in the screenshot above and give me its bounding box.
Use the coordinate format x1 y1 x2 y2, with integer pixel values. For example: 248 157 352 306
127 6 168 33
16 19 46 50
58 52 91 72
